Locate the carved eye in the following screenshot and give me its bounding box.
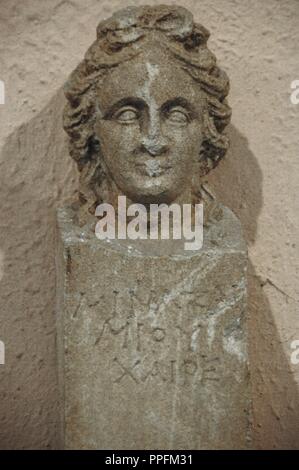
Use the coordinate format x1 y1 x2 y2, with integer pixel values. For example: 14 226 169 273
166 108 189 125
115 107 139 123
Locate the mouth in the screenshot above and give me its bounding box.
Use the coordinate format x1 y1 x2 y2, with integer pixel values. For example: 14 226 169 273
136 159 172 177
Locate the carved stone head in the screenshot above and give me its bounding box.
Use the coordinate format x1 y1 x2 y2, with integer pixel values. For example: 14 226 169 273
63 5 231 223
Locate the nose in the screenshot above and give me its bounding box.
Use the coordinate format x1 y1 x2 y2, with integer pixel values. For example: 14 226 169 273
140 136 168 156
140 113 169 157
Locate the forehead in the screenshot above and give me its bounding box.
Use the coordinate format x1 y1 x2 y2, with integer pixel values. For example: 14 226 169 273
96 57 204 110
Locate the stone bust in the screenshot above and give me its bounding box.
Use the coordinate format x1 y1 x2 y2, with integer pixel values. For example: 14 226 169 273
63 5 231 225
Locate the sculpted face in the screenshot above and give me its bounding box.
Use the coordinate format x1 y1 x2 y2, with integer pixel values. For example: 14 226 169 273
64 6 231 221
94 54 206 204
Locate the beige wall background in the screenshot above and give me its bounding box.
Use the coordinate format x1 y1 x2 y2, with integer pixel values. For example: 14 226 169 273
0 0 298 449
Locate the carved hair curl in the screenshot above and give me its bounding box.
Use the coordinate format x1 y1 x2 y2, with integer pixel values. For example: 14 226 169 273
63 5 231 214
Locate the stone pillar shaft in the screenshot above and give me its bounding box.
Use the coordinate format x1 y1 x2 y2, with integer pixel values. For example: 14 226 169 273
56 206 251 449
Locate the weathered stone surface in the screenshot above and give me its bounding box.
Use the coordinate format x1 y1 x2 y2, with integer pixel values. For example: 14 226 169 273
63 5 231 225
56 205 251 449
55 4 251 451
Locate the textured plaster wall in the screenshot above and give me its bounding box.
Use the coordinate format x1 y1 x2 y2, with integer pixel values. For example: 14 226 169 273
0 0 298 449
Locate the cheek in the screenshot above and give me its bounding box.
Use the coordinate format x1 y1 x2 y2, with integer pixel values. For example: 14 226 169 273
96 122 141 158
166 125 202 164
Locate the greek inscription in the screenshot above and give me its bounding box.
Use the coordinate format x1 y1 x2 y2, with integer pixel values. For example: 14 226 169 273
96 318 167 351
152 327 166 342
113 357 140 384
141 360 167 383
182 359 198 385
201 356 220 383
110 356 220 386
136 322 143 352
95 317 130 348
175 324 202 352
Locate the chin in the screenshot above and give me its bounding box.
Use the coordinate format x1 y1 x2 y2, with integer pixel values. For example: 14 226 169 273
128 181 179 205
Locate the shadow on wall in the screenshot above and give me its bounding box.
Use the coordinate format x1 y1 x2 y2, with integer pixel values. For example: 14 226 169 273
208 125 299 449
0 89 77 449
0 91 298 448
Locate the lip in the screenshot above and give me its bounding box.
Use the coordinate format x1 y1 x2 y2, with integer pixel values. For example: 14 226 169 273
136 160 172 177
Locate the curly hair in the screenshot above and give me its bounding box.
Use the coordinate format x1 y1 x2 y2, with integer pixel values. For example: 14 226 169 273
63 5 231 217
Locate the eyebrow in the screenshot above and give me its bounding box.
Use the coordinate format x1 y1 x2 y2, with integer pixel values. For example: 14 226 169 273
103 97 146 119
160 97 197 116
